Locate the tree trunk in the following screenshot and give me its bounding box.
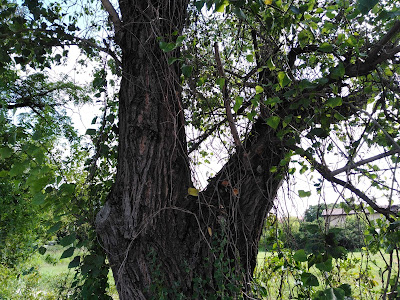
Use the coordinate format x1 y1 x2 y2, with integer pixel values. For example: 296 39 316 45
95 1 285 298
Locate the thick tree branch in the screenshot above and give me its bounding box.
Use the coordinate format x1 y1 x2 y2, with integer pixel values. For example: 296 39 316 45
291 146 396 221
331 149 400 176
346 21 400 76
0 27 122 68
100 0 122 33
366 20 400 63
1 88 61 110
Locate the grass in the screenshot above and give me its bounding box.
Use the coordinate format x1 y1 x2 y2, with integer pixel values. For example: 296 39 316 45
255 249 398 299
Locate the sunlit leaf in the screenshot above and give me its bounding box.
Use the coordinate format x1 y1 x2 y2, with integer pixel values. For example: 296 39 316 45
277 72 291 87
293 249 307 262
215 0 229 12
207 227 212 236
266 116 280 129
233 96 243 113
326 97 342 108
319 42 333 52
298 190 311 197
255 85 264 94
216 77 226 89
188 187 199 197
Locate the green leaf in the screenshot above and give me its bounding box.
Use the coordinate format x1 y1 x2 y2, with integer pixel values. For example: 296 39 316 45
38 246 47 255
338 284 352 296
159 41 176 52
326 97 342 108
188 187 199 197
307 128 329 139
246 54 254 62
195 0 205 10
289 5 301 14
301 272 319 287
265 97 281 106
9 161 29 177
316 257 333 272
233 96 243 113
319 42 333 52
255 85 264 94
86 129 97 136
330 63 345 79
215 0 229 12
345 35 358 47
266 116 280 129
293 249 308 262
298 190 311 198
60 246 75 259
181 65 193 77
168 57 181 65
358 0 379 14
233 7 247 20
32 193 46 205
330 246 347 259
334 112 345 120
0 146 13 158
378 10 400 21
298 30 313 47
333 288 346 300
266 58 275 70
216 77 226 89
60 233 76 247
175 35 185 46
47 221 62 234
68 256 81 268
314 287 345 300
277 71 291 88
59 183 76 196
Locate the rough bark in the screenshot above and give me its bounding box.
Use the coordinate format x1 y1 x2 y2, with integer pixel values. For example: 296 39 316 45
96 1 195 298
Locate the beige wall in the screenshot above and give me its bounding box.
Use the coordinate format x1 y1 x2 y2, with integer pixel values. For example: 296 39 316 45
324 212 383 227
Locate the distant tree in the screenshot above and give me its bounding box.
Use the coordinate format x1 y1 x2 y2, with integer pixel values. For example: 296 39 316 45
304 203 341 222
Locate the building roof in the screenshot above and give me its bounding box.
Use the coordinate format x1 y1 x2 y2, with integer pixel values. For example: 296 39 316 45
322 208 356 216
322 205 399 217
